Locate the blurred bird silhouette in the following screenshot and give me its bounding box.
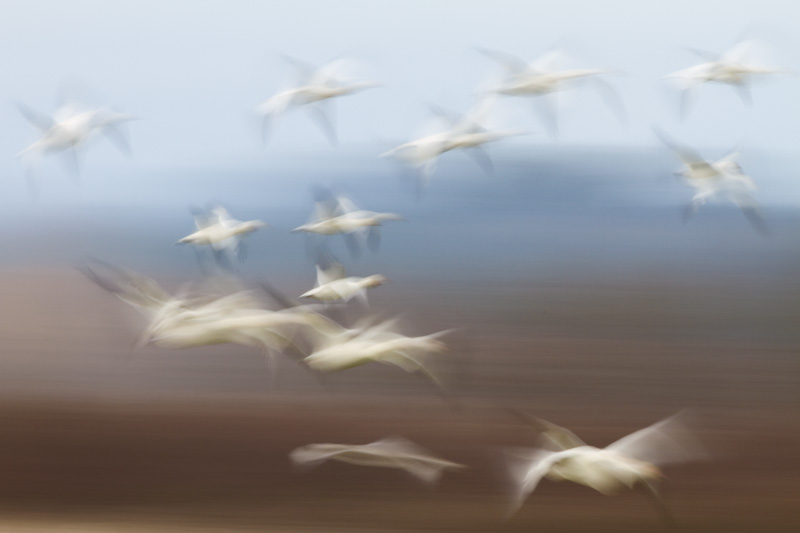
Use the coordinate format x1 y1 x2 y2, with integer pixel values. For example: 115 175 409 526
290 436 467 484
478 47 625 137
503 411 706 524
178 205 268 272
255 55 379 146
655 127 768 235
301 315 453 389
80 260 337 385
300 249 386 307
381 95 526 193
293 188 402 258
16 96 137 194
666 38 793 117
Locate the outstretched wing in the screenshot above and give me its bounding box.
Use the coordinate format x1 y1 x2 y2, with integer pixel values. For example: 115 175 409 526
721 39 756 65
477 47 533 75
316 261 346 286
653 126 714 175
79 259 173 317
281 54 319 86
529 49 564 72
502 447 561 517
506 410 587 451
605 411 707 467
15 101 54 132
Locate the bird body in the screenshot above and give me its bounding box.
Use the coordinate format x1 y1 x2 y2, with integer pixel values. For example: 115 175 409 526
179 208 267 248
302 319 452 388
301 261 386 305
496 68 613 97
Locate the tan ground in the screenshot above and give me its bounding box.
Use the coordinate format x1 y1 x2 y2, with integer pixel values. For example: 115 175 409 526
0 267 797 531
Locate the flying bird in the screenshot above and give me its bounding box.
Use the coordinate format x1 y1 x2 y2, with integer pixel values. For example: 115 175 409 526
381 95 526 192
503 411 706 523
255 56 379 146
16 98 137 193
290 436 467 484
666 39 793 117
301 316 454 388
293 189 402 258
300 253 386 306
655 128 768 235
177 205 268 269
79 260 333 383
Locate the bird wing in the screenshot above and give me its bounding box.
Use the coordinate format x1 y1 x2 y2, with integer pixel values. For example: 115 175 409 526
79 260 173 316
722 39 755 65
652 127 712 170
503 447 561 517
529 49 564 72
368 437 462 482
466 93 497 129
313 58 356 87
333 193 360 216
715 150 743 172
189 206 214 230
15 101 55 132
537 418 587 451
317 260 346 286
604 411 707 467
281 54 319 86
477 47 534 75
256 91 296 144
589 77 627 125
306 101 338 146
685 46 722 62
289 443 351 468
505 410 587 450
367 436 432 455
102 123 133 156
428 103 463 130
211 206 235 226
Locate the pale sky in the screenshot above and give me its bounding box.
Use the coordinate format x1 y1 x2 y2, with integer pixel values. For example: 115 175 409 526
0 0 797 194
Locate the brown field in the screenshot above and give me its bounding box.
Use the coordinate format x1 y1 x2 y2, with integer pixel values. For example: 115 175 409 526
0 267 797 532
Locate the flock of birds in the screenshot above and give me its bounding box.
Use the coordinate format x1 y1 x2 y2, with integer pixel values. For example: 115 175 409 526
13 36 791 525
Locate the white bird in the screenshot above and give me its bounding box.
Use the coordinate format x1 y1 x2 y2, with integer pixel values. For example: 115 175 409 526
300 258 386 306
381 95 526 190
16 99 137 192
290 436 467 484
79 261 324 371
655 128 768 235
380 130 452 190
666 39 792 116
302 317 453 388
478 47 625 137
293 192 402 257
504 412 706 522
178 206 268 267
255 56 379 146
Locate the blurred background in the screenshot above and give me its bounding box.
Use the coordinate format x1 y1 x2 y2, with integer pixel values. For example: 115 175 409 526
0 1 798 531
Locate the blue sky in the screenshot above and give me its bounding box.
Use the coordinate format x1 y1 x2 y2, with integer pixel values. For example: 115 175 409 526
0 0 797 199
